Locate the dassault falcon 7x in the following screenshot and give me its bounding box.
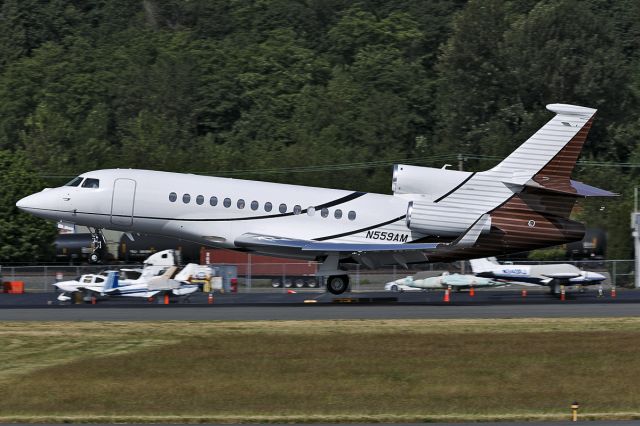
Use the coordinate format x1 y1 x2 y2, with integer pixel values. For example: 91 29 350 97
17 104 615 294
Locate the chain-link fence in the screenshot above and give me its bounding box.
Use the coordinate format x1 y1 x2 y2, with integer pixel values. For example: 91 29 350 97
0 259 635 293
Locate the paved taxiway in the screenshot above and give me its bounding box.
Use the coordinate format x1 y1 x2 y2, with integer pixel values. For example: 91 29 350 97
0 288 638 320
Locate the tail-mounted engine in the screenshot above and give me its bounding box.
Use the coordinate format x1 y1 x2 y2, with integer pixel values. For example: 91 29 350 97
392 164 472 197
406 200 492 237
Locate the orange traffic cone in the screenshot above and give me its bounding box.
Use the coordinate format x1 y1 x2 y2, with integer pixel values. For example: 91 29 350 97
443 287 450 303
287 289 297 294
207 293 214 304
164 294 170 305
611 287 617 298
91 296 96 305
469 286 475 297
521 289 527 297
560 286 566 301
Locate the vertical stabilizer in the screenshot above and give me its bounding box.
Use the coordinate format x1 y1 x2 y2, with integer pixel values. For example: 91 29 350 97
102 271 119 292
491 104 597 184
469 257 500 273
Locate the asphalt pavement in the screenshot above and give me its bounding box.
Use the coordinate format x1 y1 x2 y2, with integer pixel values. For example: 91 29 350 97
0 287 638 320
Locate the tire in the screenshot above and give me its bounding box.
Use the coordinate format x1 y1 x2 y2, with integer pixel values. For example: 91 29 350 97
306 278 318 288
391 284 398 292
271 279 281 288
294 279 305 288
284 279 293 288
89 252 100 263
327 275 349 295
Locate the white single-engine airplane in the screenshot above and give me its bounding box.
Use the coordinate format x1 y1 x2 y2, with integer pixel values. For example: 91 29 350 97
17 104 615 294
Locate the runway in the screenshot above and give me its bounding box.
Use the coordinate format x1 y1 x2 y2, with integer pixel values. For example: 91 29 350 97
0 288 638 320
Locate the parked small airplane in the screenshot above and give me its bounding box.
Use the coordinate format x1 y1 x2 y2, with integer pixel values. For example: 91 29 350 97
469 257 606 294
385 272 504 292
18 104 615 294
54 249 200 301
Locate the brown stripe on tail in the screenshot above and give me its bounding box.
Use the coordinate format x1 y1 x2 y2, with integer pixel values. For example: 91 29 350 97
532 116 595 193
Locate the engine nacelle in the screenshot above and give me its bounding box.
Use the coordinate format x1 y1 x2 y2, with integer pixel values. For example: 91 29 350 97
392 164 472 198
406 200 492 237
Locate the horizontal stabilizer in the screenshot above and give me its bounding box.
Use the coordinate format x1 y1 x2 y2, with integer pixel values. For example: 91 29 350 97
509 178 618 197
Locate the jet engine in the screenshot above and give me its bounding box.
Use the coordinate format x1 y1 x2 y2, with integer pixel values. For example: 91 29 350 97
392 164 472 198
406 200 492 237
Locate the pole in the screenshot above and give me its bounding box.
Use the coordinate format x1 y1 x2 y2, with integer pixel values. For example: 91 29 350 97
247 254 252 291
634 212 640 288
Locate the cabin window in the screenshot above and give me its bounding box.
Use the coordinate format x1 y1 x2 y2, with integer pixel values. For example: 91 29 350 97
334 209 343 219
321 208 329 218
223 198 231 208
169 192 177 202
196 195 204 205
264 202 273 212
183 194 191 204
348 211 356 221
95 277 104 283
65 176 84 187
307 206 315 216
82 276 92 283
81 178 100 188
279 203 287 213
210 196 218 206
237 199 245 209
293 205 302 215
251 201 259 210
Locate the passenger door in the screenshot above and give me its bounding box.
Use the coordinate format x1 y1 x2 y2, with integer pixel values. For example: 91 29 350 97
111 179 136 226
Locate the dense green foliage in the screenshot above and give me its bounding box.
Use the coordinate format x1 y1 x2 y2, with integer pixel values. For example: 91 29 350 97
0 0 638 260
0 150 58 262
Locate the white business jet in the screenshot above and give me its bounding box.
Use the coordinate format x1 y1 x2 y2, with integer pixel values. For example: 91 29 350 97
469 257 606 294
17 104 615 294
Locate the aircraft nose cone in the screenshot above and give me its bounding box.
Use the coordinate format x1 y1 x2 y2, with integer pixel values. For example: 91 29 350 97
16 194 34 211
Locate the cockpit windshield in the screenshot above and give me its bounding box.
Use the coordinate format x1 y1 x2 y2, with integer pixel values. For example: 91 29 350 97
64 176 84 187
81 178 100 188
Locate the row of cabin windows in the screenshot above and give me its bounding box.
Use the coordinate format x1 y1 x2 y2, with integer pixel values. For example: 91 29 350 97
168 192 356 220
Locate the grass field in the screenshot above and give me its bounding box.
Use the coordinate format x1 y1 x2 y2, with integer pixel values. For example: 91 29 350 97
1 318 640 423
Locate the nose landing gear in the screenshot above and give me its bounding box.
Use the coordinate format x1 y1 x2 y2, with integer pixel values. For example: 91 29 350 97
88 227 107 263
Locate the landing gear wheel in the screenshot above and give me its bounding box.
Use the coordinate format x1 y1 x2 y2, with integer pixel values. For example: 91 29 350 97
327 275 349 295
88 227 106 264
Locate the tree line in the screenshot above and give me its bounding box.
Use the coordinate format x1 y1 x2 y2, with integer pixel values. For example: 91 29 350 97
1 0 638 262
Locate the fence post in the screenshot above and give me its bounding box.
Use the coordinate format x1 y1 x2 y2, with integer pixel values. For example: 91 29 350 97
247 255 252 291
43 265 47 292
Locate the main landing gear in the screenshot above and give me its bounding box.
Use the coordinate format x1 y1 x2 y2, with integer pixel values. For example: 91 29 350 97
326 275 350 295
88 227 106 263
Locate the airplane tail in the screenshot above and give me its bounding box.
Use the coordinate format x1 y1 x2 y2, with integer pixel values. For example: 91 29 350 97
402 104 615 253
102 271 119 292
469 257 499 273
490 104 596 183
174 263 198 282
